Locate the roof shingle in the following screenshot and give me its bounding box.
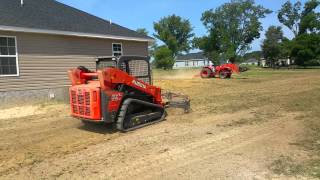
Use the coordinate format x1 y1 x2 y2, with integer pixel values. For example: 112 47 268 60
0 0 153 41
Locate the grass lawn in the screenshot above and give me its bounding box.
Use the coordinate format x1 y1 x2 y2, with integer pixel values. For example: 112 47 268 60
154 67 320 178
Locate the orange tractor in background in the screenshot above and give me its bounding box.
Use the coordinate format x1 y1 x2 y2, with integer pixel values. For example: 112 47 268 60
200 63 240 79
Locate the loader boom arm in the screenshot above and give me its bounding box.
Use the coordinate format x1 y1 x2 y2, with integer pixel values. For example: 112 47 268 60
97 68 163 104
68 67 163 105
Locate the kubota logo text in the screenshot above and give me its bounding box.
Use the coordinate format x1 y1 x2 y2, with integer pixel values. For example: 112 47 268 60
132 80 146 89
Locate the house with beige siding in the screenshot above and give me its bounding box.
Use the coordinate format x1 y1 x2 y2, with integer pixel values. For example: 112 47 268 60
0 0 153 106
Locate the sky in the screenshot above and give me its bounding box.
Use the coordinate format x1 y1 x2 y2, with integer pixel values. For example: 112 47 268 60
57 0 307 52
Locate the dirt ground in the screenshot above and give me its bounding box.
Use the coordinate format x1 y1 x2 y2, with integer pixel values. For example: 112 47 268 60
1 68 320 179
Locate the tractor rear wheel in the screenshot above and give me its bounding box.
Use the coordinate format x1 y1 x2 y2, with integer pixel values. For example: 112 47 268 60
200 67 212 78
219 70 230 79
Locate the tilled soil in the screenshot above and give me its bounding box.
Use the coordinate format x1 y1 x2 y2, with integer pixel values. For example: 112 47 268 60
0 69 319 179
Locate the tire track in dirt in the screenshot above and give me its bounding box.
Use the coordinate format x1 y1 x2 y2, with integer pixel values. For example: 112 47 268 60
0 113 236 178
115 120 282 180
141 132 274 180
109 112 298 180
0 89 307 180
3 111 296 180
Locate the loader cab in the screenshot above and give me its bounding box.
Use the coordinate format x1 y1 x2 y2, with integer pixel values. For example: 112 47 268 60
96 56 117 70
96 56 152 85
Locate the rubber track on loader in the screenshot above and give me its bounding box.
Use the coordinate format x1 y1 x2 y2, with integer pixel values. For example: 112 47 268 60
116 98 166 132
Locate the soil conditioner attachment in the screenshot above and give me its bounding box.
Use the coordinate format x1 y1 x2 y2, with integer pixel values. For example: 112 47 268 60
68 56 190 132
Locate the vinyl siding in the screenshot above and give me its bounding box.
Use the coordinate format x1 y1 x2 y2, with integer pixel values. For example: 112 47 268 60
0 31 148 92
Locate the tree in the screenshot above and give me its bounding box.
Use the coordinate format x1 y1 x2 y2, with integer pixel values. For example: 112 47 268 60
153 46 175 69
277 0 320 66
136 28 149 36
194 0 271 64
299 0 320 34
193 34 221 65
278 0 320 36
279 37 292 60
153 15 194 57
290 33 320 66
241 51 263 63
261 26 284 68
278 1 302 36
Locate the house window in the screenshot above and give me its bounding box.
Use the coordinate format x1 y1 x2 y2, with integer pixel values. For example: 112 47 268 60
0 36 18 76
112 43 122 57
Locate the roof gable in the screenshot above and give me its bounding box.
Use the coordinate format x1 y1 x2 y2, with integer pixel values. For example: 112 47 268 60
0 0 153 41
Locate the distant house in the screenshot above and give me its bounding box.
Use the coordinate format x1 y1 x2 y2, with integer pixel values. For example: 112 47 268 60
174 52 212 69
278 58 293 66
0 0 153 106
261 58 268 67
241 58 259 66
261 58 293 67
